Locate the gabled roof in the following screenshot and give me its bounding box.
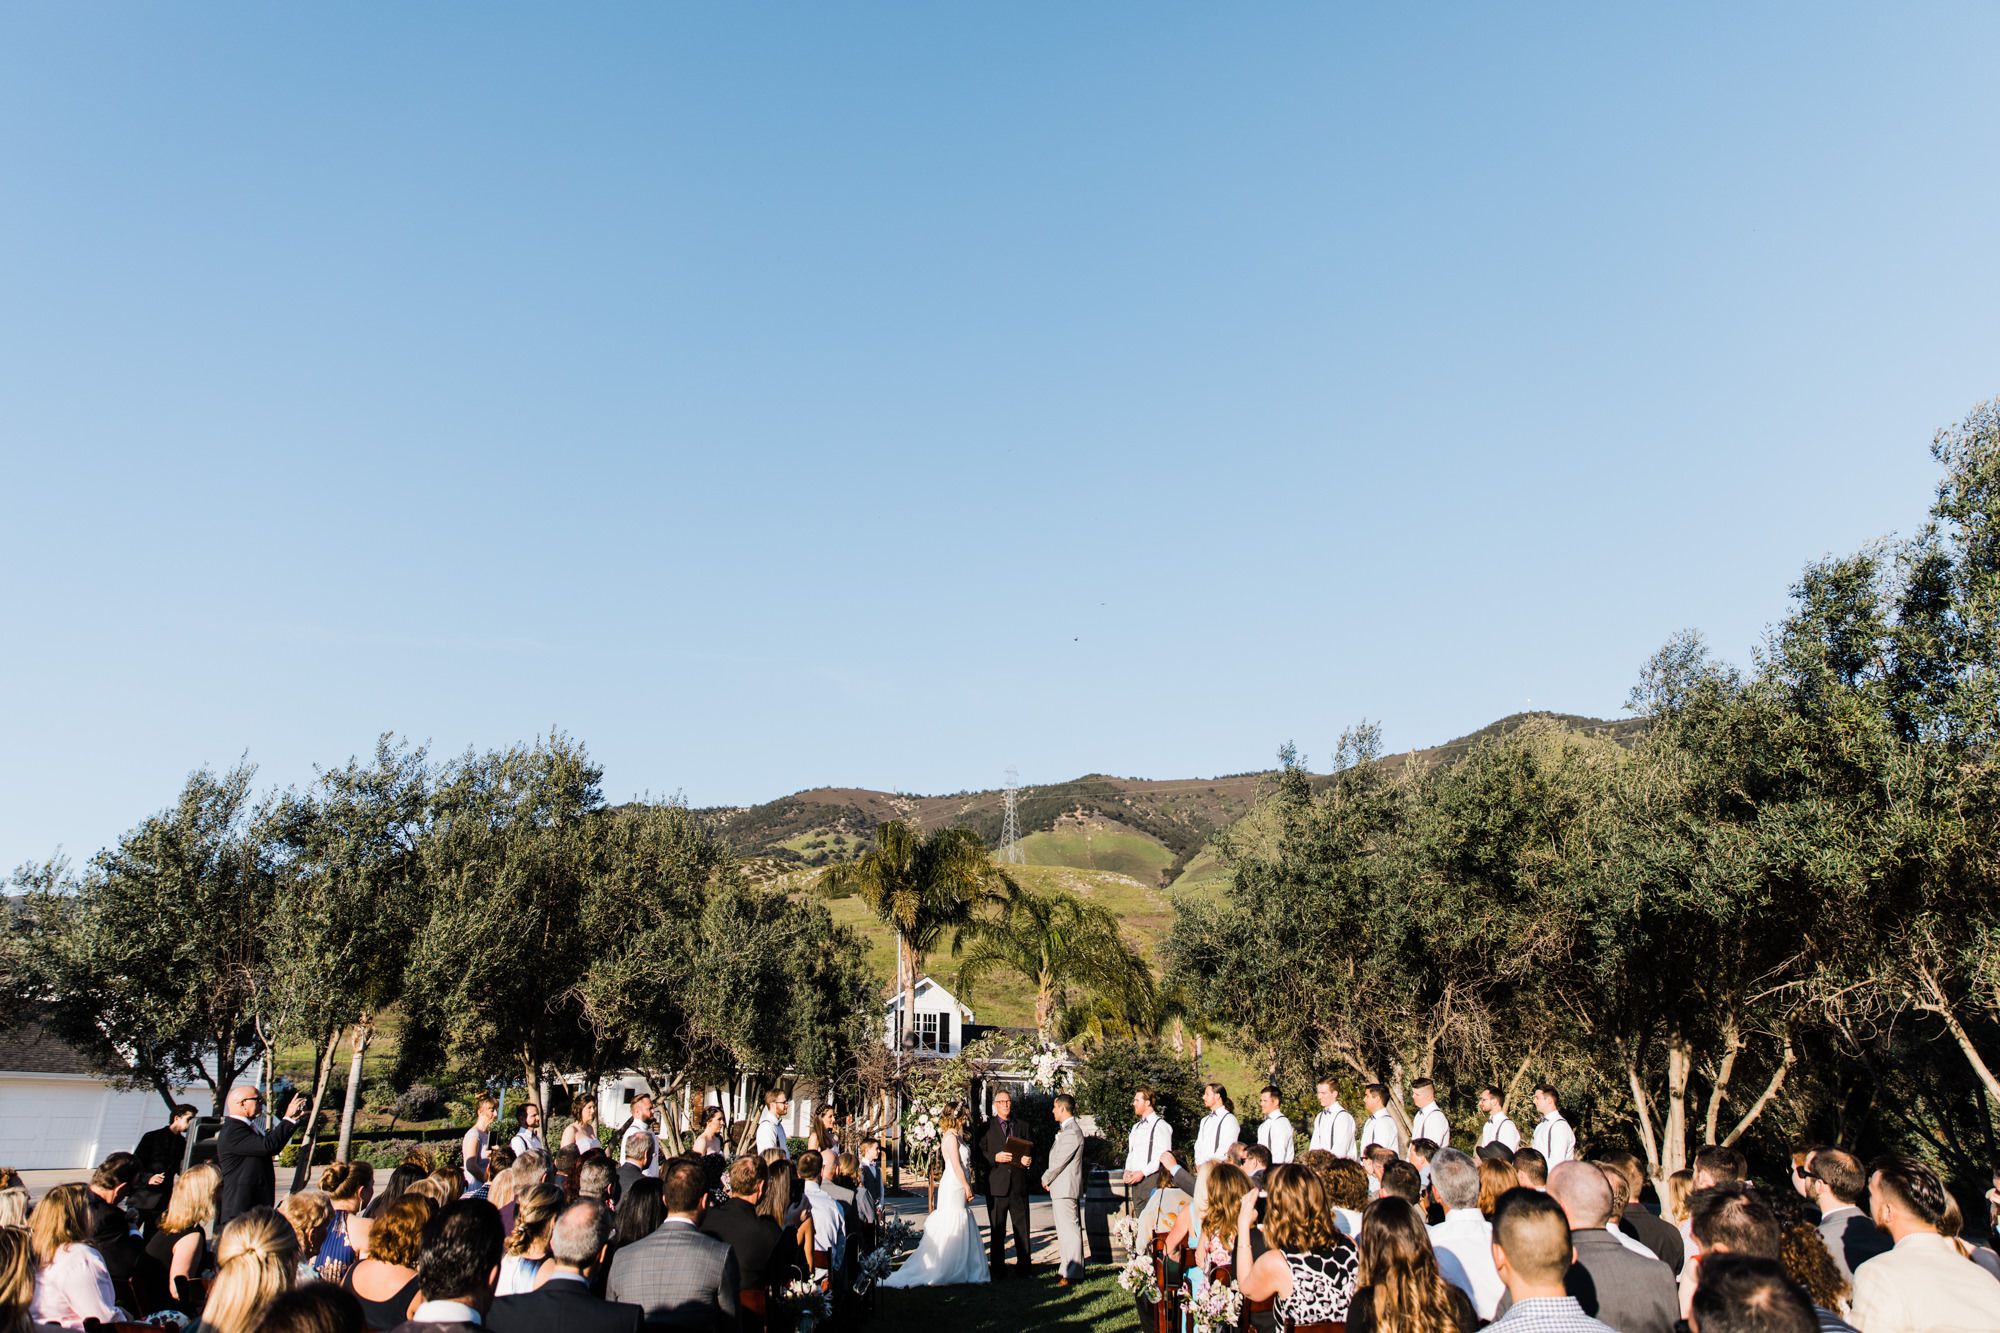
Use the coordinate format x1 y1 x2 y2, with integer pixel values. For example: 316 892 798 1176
0 1021 123 1076
882 975 975 1022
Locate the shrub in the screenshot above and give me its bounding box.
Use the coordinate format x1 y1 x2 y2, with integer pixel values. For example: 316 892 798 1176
394 1084 445 1124
1075 1039 1202 1159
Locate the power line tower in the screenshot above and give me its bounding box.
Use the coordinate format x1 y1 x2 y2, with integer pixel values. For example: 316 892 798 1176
999 766 1025 863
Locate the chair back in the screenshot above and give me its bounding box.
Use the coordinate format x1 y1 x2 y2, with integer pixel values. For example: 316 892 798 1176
739 1286 768 1333
1284 1322 1345 1333
175 1274 213 1316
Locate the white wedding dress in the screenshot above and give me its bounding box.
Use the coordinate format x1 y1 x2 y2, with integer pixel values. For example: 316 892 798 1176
881 1132 990 1288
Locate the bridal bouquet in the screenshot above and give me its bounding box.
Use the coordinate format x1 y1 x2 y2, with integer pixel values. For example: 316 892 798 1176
1183 1276 1243 1333
905 1103 947 1150
1116 1253 1162 1302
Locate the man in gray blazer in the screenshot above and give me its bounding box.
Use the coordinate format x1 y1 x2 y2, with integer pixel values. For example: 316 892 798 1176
1042 1094 1087 1286
605 1160 741 1332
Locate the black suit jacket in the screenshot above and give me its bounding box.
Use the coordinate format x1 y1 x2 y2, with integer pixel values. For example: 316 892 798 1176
617 1163 650 1202
130 1126 186 1214
216 1116 298 1226
699 1198 784 1289
1622 1203 1685 1272
979 1119 1029 1197
488 1277 644 1333
89 1196 165 1299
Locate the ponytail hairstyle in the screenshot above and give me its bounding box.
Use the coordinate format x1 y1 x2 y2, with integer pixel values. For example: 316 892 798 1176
204 1207 300 1333
162 1162 222 1234
1204 1083 1235 1116
506 1184 565 1257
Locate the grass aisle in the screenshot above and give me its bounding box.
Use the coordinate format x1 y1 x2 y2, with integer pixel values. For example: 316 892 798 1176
870 1269 1134 1332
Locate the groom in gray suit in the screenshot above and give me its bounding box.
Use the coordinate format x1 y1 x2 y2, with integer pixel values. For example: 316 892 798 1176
1042 1093 1087 1285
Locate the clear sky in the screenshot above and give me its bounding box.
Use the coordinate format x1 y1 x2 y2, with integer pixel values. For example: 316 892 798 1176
4 4 1998 870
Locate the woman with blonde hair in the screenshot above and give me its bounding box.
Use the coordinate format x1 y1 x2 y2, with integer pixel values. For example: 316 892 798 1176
146 1161 221 1308
0 1227 38 1333
1664 1168 1695 1224
338 1192 433 1331
28 1182 119 1328
0 1189 27 1229
496 1184 564 1296
1345 1196 1476 1333
1236 1163 1358 1329
318 1161 374 1267
277 1192 334 1281
200 1207 299 1333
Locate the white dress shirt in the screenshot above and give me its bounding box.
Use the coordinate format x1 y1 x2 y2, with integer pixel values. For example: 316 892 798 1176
1310 1105 1358 1158
1479 1111 1522 1151
1850 1232 2000 1333
1429 1209 1505 1319
1193 1108 1239 1166
755 1111 790 1157
411 1302 483 1326
510 1128 545 1158
1124 1112 1172 1177
1258 1111 1296 1164
1410 1103 1450 1148
1533 1112 1576 1165
802 1181 848 1271
1360 1108 1400 1154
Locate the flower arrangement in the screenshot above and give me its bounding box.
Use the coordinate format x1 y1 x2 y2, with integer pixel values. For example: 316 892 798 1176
1109 1213 1145 1255
780 1277 830 1321
1115 1252 1162 1302
1029 1041 1073 1093
1183 1275 1244 1333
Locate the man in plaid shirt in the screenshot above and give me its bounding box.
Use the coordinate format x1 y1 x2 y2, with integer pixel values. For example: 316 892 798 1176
1490 1187 1618 1333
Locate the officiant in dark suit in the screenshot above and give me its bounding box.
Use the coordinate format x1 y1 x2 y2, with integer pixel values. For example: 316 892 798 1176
979 1091 1033 1277
216 1084 308 1230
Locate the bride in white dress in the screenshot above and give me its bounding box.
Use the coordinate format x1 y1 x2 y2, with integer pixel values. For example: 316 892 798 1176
882 1101 990 1288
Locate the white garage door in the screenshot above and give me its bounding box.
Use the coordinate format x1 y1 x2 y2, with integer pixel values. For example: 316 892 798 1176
0 1077 107 1169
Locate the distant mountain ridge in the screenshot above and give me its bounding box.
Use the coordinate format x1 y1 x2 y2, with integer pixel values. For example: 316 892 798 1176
699 710 1645 880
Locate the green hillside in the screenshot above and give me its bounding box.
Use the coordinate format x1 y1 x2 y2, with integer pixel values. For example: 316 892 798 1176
1015 823 1177 885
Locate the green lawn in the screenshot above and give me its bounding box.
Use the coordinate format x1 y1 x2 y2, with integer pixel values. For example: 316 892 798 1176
871 1267 1134 1332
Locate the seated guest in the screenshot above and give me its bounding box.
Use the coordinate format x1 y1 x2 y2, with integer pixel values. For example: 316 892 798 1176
701 1157 784 1293
1347 1196 1478 1333
1365 1145 1398 1196
320 1162 376 1269
203 1208 302 1333
552 1147 581 1199
389 1199 505 1333
1591 1164 1663 1260
1381 1161 1425 1206
1236 1163 1358 1326
1796 1149 1889 1285
1427 1148 1504 1320
487 1200 642 1333
29 1183 120 1329
796 1152 848 1284
1848 1155 2000 1333
1480 1159 1522 1221
617 1138 652 1204
1489 1188 1618 1333
497 1185 565 1296
610 1179 665 1266
279 1190 335 1280
340 1192 438 1330
1244 1144 1274 1187
87 1152 166 1303
146 1161 221 1311
1689 1254 1817 1333
1595 1152 1683 1271
249 1283 368 1333
1514 1149 1549 1191
1495 1163 1676 1333
577 1158 618 1211
606 1159 740 1331
1697 1184 1854 1333
756 1159 806 1288
1325 1156 1371 1238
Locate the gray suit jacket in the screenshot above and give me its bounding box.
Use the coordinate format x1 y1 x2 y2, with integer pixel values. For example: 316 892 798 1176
1043 1119 1085 1200
604 1220 741 1332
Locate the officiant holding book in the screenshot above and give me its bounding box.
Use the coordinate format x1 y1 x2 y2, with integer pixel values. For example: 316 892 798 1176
979 1091 1034 1277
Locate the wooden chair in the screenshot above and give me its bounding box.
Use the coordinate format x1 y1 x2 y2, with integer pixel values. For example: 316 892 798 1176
174 1275 212 1318
83 1320 164 1333
739 1287 768 1333
1284 1323 1345 1333
111 1275 147 1317
1242 1291 1275 1332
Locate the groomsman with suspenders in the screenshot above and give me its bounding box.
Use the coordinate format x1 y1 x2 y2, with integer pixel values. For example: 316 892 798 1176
1477 1085 1522 1152
1360 1084 1400 1155
1256 1086 1296 1164
1193 1083 1239 1167
1310 1077 1358 1159
1531 1083 1576 1164
1409 1079 1449 1148
1121 1087 1173 1215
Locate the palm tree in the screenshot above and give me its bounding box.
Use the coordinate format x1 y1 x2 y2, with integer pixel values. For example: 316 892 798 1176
952 881 1157 1042
817 821 1010 1042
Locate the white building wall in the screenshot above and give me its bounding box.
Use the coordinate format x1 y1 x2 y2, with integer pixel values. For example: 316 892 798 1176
0 1074 214 1170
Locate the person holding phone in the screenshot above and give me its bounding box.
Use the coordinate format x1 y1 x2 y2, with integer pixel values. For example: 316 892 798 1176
216 1084 309 1230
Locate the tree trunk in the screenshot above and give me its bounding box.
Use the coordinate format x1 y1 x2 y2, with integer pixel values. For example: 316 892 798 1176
1661 1033 1693 1179
1617 1036 1664 1192
337 1019 374 1161
1721 1035 1795 1146
1701 1016 1744 1146
291 1023 343 1190
1917 975 2000 1105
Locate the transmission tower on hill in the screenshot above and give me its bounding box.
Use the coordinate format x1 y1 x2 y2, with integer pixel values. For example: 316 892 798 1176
999 766 1025 863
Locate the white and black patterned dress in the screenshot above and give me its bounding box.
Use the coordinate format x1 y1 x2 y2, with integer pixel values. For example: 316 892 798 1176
1274 1241 1358 1326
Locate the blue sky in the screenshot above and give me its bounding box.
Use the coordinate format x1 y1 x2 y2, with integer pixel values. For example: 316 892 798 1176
4 4 1997 869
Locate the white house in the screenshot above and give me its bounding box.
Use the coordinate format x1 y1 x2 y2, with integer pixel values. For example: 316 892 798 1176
0 1023 216 1170
883 976 975 1057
